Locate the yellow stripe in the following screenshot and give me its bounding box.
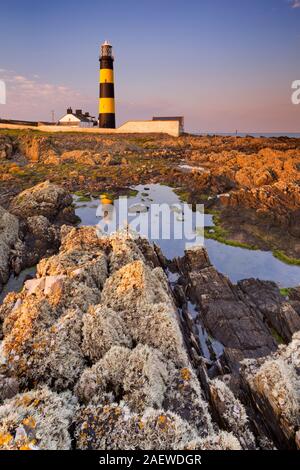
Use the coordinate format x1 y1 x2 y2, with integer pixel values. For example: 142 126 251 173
99 98 115 114
100 69 114 83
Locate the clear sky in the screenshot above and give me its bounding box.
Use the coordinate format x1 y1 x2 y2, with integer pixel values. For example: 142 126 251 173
0 0 300 132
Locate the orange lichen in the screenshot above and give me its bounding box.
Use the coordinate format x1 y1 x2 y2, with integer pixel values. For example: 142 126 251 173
0 432 13 446
22 416 36 429
180 368 191 382
138 420 144 430
157 415 168 429
19 440 37 451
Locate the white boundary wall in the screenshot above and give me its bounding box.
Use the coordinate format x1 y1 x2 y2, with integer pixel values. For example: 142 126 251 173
0 120 181 137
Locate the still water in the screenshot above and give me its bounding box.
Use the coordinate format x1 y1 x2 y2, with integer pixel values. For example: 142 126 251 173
74 184 300 287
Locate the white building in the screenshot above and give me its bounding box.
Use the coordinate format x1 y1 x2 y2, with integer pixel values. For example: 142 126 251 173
58 108 96 128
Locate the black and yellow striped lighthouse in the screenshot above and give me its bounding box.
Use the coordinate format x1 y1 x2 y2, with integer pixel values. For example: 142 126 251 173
99 41 116 128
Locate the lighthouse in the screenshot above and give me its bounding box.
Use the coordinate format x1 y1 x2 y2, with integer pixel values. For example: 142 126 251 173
99 41 116 128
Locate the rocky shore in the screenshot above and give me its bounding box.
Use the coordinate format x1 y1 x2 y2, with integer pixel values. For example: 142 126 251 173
1 130 300 260
0 181 78 294
0 131 299 450
0 224 299 450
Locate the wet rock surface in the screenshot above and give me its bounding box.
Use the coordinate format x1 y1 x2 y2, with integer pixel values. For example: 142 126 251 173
241 332 300 449
177 248 278 369
0 227 298 449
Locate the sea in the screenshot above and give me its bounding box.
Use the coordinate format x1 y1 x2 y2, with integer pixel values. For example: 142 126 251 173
193 132 300 138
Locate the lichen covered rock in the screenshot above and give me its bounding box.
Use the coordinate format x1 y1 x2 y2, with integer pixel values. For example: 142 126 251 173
82 306 132 362
0 225 293 450
76 344 169 413
0 387 77 450
209 378 256 449
75 404 199 450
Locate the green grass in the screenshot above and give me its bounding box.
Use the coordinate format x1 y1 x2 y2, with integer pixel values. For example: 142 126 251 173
205 212 300 262
273 250 300 266
270 328 285 345
174 189 191 203
279 287 291 297
73 191 91 202
204 212 258 250
204 227 258 250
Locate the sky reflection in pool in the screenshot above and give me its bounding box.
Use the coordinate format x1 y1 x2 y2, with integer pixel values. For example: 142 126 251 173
74 184 300 287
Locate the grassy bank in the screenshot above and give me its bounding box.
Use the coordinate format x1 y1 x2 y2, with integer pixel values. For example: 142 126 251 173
273 250 300 266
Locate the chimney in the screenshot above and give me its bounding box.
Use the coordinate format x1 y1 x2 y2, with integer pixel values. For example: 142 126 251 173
67 107 72 114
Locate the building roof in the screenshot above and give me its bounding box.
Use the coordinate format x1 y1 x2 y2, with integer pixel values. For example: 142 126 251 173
152 116 184 122
58 109 93 123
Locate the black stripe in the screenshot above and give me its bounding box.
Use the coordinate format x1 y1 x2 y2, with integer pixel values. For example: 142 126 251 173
100 83 114 98
99 113 116 129
100 57 114 69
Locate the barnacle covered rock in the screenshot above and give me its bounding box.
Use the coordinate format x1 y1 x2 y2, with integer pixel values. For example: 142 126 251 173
101 260 173 312
101 260 188 365
163 367 213 437
9 181 75 223
76 344 169 413
37 246 108 291
75 404 198 450
209 378 256 449
241 331 300 449
76 346 130 403
0 274 98 390
183 431 242 450
82 306 132 362
0 387 77 450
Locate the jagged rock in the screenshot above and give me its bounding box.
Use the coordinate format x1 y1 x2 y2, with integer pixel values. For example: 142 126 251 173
208 378 256 449
241 331 300 449
0 275 100 389
237 279 300 343
0 135 13 161
9 180 77 224
101 259 188 365
108 236 145 273
76 344 169 414
0 225 297 450
0 206 19 291
75 403 237 450
17 134 60 164
220 182 300 235
0 387 77 449
75 404 199 450
82 306 132 362
15 215 61 268
0 374 19 403
181 248 277 368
